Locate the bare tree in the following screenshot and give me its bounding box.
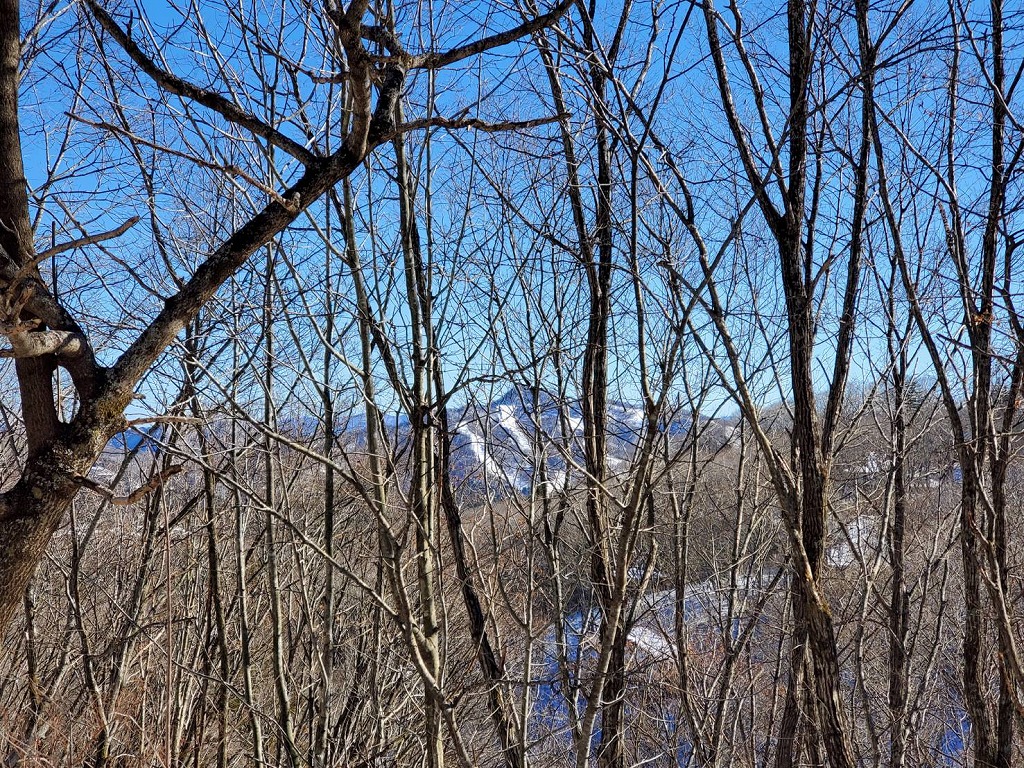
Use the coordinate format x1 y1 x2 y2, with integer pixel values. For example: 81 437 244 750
874 0 1024 763
0 0 570 637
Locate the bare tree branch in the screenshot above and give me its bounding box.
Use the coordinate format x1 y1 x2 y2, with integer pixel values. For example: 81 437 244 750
411 0 574 69
392 112 569 136
0 327 87 359
85 0 317 166
34 216 139 262
76 464 184 506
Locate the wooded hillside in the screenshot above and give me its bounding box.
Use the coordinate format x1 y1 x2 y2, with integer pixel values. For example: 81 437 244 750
1 1 1023 766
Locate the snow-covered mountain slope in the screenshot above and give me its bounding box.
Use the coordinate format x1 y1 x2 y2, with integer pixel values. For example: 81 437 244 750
447 386 696 494
328 386 706 493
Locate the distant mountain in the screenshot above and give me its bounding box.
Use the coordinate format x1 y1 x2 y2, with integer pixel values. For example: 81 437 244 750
331 385 720 494
447 386 697 495
107 425 163 453
104 388 723 495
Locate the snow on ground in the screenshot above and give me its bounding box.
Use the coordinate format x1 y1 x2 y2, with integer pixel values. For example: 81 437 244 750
627 625 676 660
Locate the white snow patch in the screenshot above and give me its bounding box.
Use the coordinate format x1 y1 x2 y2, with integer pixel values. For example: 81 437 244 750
627 625 676 660
495 404 534 457
456 423 514 485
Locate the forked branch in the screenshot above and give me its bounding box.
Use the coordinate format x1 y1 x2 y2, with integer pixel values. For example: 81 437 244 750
85 0 317 165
